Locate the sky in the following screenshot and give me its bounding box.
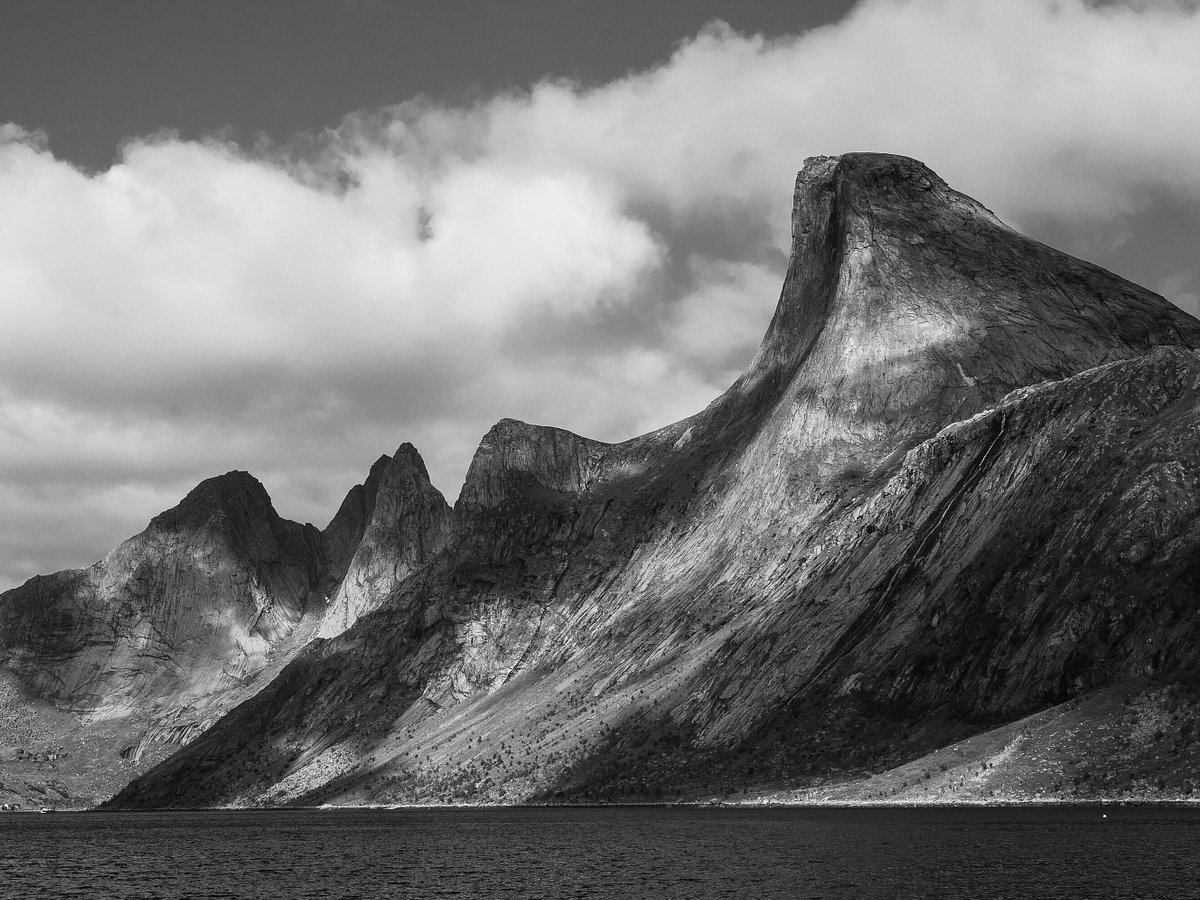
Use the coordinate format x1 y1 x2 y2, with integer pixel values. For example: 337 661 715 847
1 0 1199 590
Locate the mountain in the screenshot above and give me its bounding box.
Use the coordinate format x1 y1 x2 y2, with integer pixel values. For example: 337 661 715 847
102 152 1200 809
0 448 447 808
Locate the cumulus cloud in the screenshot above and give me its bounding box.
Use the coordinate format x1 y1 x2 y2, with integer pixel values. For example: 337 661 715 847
2 0 1200 588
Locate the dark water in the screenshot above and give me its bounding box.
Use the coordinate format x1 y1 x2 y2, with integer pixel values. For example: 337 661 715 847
2 805 1198 898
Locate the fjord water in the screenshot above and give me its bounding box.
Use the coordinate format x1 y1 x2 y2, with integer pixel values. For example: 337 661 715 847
2 807 1198 898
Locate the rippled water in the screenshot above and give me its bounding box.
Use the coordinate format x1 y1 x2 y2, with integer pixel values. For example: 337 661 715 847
2 805 1198 898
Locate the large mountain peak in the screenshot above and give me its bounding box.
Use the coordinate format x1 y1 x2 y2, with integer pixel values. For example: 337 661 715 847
723 152 1200 492
745 153 961 375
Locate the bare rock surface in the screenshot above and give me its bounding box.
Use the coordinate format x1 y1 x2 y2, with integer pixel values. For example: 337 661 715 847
103 153 1200 809
317 445 451 638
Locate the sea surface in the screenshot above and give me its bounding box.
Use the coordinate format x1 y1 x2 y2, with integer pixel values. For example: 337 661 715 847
2 805 1198 898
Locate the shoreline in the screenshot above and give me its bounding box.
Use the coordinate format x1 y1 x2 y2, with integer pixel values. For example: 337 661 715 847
40 796 1200 814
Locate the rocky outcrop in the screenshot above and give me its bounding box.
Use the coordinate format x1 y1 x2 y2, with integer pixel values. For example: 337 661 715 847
317 445 451 638
105 153 1200 809
319 455 392 596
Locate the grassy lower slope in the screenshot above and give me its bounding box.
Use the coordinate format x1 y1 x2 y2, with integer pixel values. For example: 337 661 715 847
752 680 1200 805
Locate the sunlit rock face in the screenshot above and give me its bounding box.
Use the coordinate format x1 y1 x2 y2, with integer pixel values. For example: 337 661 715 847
319 454 393 598
101 152 1200 809
317 444 452 639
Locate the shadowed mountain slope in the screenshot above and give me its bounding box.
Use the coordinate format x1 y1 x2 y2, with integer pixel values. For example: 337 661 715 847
105 153 1200 809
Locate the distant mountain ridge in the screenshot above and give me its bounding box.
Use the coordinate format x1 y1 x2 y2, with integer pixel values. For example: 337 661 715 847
5 152 1200 809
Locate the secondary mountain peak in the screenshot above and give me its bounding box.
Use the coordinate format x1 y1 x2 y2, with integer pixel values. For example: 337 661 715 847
456 418 608 511
315 443 451 638
391 441 432 480
147 470 276 534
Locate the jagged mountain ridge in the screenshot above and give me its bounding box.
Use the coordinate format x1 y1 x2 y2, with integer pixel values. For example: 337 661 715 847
105 152 1200 808
0 448 448 807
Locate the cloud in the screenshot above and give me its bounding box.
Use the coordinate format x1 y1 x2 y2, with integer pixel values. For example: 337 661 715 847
2 0 1200 589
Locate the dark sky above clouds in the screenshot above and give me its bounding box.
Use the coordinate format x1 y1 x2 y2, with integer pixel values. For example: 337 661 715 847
2 0 857 170
1 0 1199 590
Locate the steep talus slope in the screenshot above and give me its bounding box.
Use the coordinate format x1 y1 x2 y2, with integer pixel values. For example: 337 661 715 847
0 447 445 807
106 152 1200 809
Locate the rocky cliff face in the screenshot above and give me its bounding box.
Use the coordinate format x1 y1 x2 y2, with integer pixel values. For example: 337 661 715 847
0 449 446 807
103 153 1200 809
317 445 451 638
